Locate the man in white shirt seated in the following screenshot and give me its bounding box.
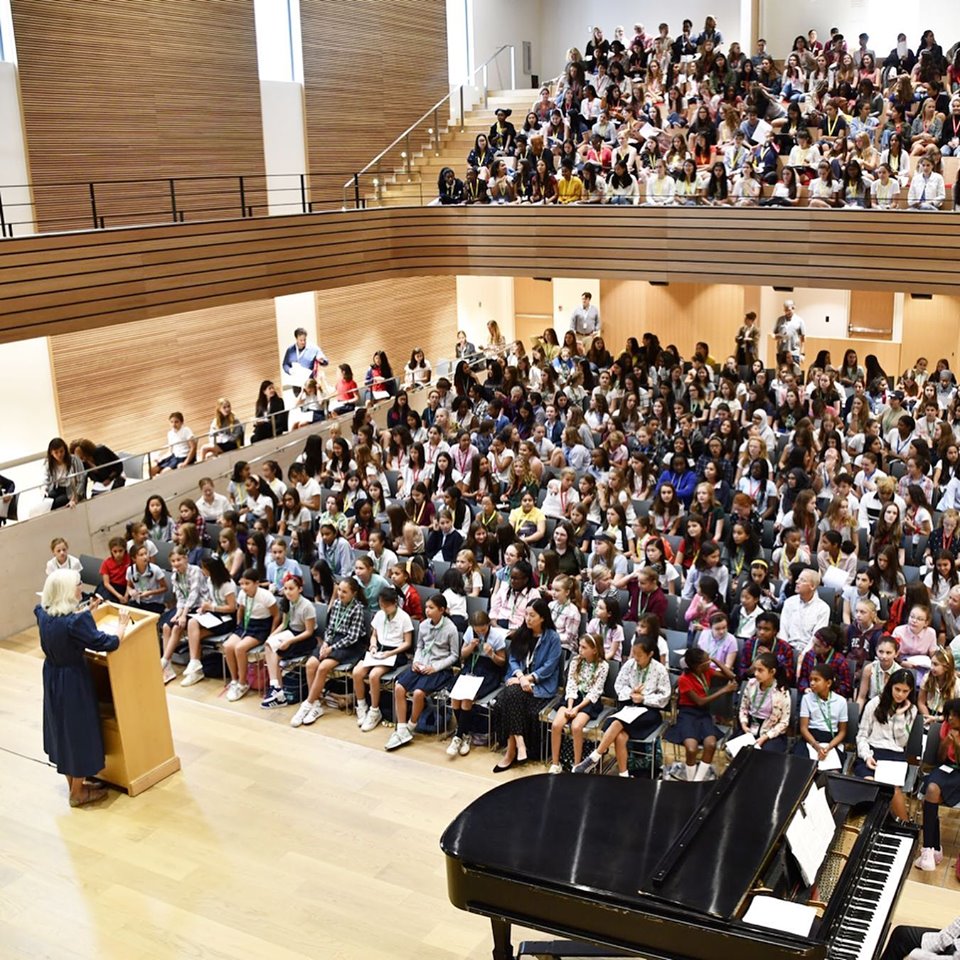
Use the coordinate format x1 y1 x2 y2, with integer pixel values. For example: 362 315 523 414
779 568 831 666
908 156 945 210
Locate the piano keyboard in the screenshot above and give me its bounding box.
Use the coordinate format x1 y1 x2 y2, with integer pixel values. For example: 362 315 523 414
827 831 914 960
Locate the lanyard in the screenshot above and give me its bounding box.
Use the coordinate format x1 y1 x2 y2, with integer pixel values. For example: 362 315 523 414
330 599 355 636
751 681 773 717
176 571 188 599
816 695 834 736
243 595 254 627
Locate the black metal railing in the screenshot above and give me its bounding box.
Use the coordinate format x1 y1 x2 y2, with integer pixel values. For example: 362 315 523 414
0 171 379 236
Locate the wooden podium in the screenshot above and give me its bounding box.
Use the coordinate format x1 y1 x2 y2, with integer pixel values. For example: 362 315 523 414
84 603 181 796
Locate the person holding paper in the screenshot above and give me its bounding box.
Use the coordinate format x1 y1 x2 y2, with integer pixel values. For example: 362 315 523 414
384 594 459 752
915 699 960 873
664 647 738 782
853 669 917 820
282 327 328 398
548 635 609 774
447 611 508 758
354 586 413 733
573 634 671 776
737 653 791 752
793 663 848 766
260 575 317 709
892 604 938 682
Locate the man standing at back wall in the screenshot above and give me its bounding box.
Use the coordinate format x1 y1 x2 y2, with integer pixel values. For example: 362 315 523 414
282 327 328 397
772 299 805 365
569 291 600 345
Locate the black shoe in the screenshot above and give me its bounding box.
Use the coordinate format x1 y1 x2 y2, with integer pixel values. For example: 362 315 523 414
493 758 517 773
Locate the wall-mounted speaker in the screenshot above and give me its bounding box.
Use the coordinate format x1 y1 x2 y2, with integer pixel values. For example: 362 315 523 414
773 286 794 292
910 293 933 300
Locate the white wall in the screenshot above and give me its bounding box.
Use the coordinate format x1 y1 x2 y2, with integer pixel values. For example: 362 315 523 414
0 62 36 235
259 80 307 216
447 0 471 84
0 338 60 467
758 0 958 64
539 0 743 81
456 275 515 345
552 277 601 337
758 286 851 354
470 0 541 89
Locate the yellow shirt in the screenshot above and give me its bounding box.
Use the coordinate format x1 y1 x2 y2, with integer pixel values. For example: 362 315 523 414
558 175 584 204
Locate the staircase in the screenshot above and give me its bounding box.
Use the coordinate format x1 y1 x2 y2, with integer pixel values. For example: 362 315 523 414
369 89 538 207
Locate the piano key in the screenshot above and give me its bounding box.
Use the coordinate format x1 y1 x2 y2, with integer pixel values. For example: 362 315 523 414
828 833 913 960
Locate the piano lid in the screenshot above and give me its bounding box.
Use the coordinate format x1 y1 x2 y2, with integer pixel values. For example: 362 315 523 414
440 750 816 921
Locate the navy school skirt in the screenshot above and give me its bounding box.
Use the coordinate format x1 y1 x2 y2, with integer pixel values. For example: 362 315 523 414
605 704 663 739
923 765 960 805
852 746 905 781
396 666 455 694
665 706 723 744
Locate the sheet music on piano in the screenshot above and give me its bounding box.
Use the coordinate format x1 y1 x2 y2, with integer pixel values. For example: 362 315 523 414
785 782 836 886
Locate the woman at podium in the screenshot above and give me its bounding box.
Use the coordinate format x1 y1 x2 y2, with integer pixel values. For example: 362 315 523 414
35 570 130 807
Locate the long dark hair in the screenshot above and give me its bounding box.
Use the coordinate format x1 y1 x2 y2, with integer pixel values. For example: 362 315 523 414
302 435 324 477
875 668 915 724
255 380 275 418
755 651 788 690
46 436 70 476
507 596 555 661
245 531 268 580
201 555 232 591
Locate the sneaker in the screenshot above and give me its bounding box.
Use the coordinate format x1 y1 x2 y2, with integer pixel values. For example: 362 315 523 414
664 761 686 782
360 707 382 733
459 737 471 756
301 702 324 725
935 848 944 865
260 686 287 709
180 664 204 687
446 736 463 757
356 702 369 727
914 847 937 872
161 661 177 684
573 755 599 775
385 725 414 751
548 764 563 774
703 766 718 781
290 701 313 728
226 682 249 702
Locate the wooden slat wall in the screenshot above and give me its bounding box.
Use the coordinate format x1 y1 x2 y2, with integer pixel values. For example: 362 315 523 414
11 0 266 232
315 275 457 389
300 0 448 205
600 280 748 360
5 208 960 344
50 300 278 454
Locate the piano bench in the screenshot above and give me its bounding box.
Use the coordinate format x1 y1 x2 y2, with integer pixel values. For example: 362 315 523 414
517 939 624 958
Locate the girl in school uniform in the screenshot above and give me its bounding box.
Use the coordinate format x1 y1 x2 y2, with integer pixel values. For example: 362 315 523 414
440 568 469 632
853 668 916 821
260 574 318 708
159 546 206 683
455 549 483 597
179 556 238 687
916 698 960 872
857 637 899 709
218 528 245 580
665 647 738 782
573 634 672 776
447 610 508 757
549 574 582 656
221 568 280 702
892 604 938 681
45 537 82 577
124 544 167 615
489 559 540 632
684 574 723 643
919 649 960 726
548 634 609 773
354 586 414 733
793 663 849 766
291 577 367 727
144 494 175 543
493 598 562 772
586 595 625 662
737 652 792 753
385 594 459 751
693 611 738 672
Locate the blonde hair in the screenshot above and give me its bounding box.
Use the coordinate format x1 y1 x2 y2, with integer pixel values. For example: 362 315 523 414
924 648 958 710
41 569 81 616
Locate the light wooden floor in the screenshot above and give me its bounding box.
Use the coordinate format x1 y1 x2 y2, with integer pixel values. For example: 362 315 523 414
2 627 959 960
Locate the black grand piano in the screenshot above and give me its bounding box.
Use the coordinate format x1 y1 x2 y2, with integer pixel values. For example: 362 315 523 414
441 750 917 960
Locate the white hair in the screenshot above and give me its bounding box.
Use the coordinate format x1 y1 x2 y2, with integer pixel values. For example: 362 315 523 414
784 299 795 309
41 569 82 616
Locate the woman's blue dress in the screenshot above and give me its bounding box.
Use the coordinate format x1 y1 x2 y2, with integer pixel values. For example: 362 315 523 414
34 606 119 777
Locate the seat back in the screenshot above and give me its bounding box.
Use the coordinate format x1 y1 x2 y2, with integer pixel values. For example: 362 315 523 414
79 553 102 588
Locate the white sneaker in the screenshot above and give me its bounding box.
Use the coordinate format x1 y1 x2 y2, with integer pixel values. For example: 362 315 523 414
915 847 937 871
360 707 382 732
302 701 324 725
290 701 313 728
446 736 463 757
356 702 369 727
548 764 563 774
459 736 471 756
226 682 249 702
935 847 944 865
385 725 413 751
180 663 204 687
161 662 177 684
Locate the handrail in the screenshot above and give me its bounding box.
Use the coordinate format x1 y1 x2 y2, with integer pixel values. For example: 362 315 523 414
3 373 420 524
342 43 517 205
